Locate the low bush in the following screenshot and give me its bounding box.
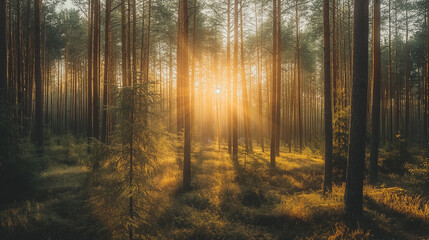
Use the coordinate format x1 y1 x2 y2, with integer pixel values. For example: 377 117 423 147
382 133 411 175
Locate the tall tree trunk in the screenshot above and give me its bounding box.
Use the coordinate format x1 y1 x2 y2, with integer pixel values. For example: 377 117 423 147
145 0 151 86
345 0 369 225
323 0 333 194
178 0 191 189
370 0 381 183
17 0 23 126
121 0 127 87
87 0 93 145
0 0 8 159
256 3 264 152
132 0 136 86
275 0 281 156
240 0 251 152
227 0 232 154
169 42 173 132
426 0 429 144
140 0 145 76
101 0 111 144
296 0 303 152
127 0 131 86
65 42 68 132
395 7 399 134
191 0 197 137
129 88 134 240
233 0 238 161
270 0 277 167
404 0 409 138
34 0 43 152
332 0 337 110
388 0 392 141
25 0 31 131
93 0 100 140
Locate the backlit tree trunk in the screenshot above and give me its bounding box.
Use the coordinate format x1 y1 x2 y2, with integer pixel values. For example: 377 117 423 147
270 0 277 167
178 0 191 189
370 0 381 183
233 0 238 161
93 0 100 140
323 0 333 194
240 0 252 152
101 0 111 144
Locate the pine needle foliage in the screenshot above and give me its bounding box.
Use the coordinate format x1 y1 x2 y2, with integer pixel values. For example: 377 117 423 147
89 83 170 239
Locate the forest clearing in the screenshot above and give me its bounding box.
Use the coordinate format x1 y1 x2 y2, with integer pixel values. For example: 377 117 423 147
1 0 429 239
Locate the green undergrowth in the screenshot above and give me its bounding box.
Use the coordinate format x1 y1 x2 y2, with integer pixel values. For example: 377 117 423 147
89 143 428 239
1 138 428 239
0 136 108 240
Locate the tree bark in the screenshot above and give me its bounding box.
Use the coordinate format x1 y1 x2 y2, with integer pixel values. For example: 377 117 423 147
404 0 409 138
233 0 239 161
191 0 197 137
0 0 8 160
256 3 264 152
121 0 128 87
296 0 303 152
240 0 252 152
227 0 232 154
426 0 429 144
178 0 191 190
345 0 369 225
323 0 333 194
270 0 277 167
93 0 100 140
276 0 281 156
101 0 111 144
370 0 381 183
388 0 392 141
34 0 44 152
87 0 93 145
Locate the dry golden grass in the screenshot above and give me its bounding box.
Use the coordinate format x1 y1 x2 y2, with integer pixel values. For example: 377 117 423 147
2 140 428 240
364 186 429 223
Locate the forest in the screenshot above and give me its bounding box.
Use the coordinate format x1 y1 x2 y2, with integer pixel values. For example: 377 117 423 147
0 0 428 239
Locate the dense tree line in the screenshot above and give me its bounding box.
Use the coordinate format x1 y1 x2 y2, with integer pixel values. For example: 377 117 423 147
0 0 428 229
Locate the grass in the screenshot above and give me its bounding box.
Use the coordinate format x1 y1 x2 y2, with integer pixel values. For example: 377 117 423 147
1 139 428 239
0 137 108 240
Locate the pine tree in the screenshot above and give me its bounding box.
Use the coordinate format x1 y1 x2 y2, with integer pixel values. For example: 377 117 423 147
0 0 7 160
270 0 278 167
178 0 191 189
370 0 381 183
34 0 44 152
345 0 369 225
233 0 239 161
323 0 333 194
101 0 111 144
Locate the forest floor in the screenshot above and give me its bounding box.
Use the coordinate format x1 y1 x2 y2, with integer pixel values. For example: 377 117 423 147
149 143 429 239
1 140 428 239
0 140 109 240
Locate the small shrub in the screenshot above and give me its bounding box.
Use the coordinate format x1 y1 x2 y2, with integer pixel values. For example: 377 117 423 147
408 157 429 192
60 134 78 165
382 133 411 174
333 104 350 181
303 147 313 160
